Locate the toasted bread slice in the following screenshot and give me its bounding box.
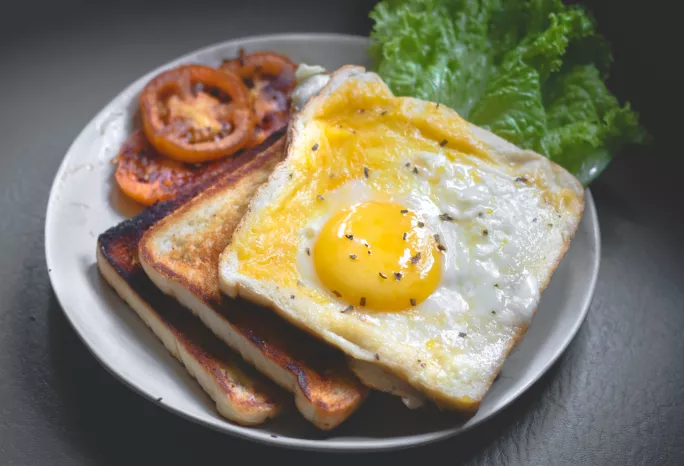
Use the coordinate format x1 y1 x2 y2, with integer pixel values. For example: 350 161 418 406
139 134 368 430
97 135 290 424
218 66 585 413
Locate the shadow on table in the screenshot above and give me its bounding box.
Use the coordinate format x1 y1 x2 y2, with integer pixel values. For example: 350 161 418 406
36 288 580 465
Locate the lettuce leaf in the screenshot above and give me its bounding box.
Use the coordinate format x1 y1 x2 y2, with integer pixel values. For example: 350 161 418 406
370 0 646 185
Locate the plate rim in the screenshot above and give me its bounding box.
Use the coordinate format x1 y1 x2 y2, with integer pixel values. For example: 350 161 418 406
45 32 600 452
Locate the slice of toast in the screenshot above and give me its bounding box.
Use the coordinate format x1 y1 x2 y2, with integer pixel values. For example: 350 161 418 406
97 134 290 425
138 134 368 430
218 66 585 413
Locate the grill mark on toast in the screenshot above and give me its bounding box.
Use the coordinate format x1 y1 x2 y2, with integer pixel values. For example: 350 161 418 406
97 132 288 424
138 133 368 428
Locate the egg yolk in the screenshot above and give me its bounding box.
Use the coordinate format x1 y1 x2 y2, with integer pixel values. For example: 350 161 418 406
313 201 441 311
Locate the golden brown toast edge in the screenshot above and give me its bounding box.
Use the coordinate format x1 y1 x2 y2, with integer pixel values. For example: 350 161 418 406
138 136 369 430
97 134 292 424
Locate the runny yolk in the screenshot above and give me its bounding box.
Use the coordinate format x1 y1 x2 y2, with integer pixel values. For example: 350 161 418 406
313 201 441 311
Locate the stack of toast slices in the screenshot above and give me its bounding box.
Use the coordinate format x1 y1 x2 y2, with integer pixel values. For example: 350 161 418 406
98 130 369 429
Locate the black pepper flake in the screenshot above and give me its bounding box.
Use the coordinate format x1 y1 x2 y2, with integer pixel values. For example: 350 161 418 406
400 209 409 214
494 283 500 288
342 305 354 314
312 143 319 151
288 173 293 179
410 252 422 264
332 290 342 297
458 332 467 338
374 353 380 360
439 213 454 222
482 229 489 236
271 434 278 439
434 234 441 243
417 221 425 228
436 102 440 109
405 162 411 167
360 297 366 306
381 110 388 115
437 244 447 252
349 254 358 260
491 310 497 315
477 212 484 218
367 250 372 255
394 272 403 280
297 280 304 286
410 298 417 306
379 272 388 279
364 242 369 248
306 248 310 256
290 295 295 300
515 176 528 183
317 194 325 201
533 217 538 222
345 234 354 240
402 232 408 240
420 362 426 368
364 167 370 178
439 139 448 147
412 166 419 174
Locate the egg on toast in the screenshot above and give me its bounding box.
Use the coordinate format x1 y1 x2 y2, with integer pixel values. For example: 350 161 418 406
219 66 584 413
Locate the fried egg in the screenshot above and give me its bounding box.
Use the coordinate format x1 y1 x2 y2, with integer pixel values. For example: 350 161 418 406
220 66 584 412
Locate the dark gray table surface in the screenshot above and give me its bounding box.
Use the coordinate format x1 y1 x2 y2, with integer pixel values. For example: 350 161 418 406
1 1 682 464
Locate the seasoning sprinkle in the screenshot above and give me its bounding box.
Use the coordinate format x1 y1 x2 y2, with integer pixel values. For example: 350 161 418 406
515 176 528 183
332 290 342 297
547 223 553 228
306 247 310 256
381 110 388 115
364 167 370 178
434 234 441 243
436 102 440 109
437 244 447 252
379 272 388 279
477 212 484 218
439 139 448 147
367 250 372 255
410 252 422 264
402 232 408 241
494 283 500 288
290 295 295 300
458 332 467 338
491 310 497 315
412 166 419 174
420 362 426 368
349 254 358 260
297 280 304 286
482 229 489 236
394 272 403 280
341 305 354 313
417 221 425 228
405 162 411 167
288 173 293 179
359 109 365 113
360 297 366 306
533 217 538 222
345 234 354 240
374 353 380 360
439 213 454 222
410 298 417 306
364 242 369 248
312 143 319 151
317 194 325 201
400 209 409 214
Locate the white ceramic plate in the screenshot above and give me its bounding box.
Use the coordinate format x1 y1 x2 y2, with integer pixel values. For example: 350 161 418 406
45 34 600 452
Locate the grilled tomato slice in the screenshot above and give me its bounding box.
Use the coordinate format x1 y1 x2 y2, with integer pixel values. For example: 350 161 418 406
221 51 296 146
140 65 254 163
114 130 230 205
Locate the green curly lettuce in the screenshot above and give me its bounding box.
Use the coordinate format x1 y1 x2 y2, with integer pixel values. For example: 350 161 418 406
370 0 646 185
